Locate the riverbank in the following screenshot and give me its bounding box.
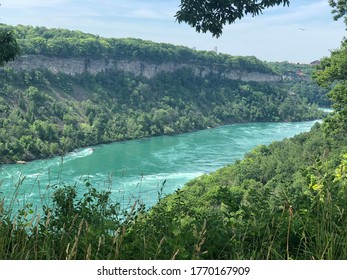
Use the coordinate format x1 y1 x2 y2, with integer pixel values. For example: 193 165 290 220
1 120 321 210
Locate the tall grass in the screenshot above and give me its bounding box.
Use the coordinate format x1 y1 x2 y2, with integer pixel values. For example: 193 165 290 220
1 158 347 260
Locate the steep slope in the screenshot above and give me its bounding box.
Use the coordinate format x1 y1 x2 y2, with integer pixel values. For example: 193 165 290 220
121 124 347 259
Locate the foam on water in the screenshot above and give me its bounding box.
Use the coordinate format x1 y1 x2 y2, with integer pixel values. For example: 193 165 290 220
61 147 94 163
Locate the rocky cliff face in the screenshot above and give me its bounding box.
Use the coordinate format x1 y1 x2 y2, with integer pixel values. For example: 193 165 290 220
7 55 282 82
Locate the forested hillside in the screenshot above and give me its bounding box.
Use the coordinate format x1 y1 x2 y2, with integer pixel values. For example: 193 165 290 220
267 61 331 107
0 26 345 261
10 24 275 71
1 0 346 261
120 123 347 259
0 25 324 164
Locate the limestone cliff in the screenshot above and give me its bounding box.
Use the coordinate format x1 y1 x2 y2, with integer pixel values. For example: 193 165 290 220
7 55 282 82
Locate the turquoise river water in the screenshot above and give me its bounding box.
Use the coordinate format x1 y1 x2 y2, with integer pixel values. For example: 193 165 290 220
0 120 320 210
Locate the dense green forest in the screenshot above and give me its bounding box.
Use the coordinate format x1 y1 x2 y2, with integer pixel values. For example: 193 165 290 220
0 25 324 164
10 24 274 72
1 0 347 261
267 61 331 107
2 23 346 260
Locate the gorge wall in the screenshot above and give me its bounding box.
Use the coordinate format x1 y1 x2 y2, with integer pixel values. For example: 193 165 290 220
7 55 282 82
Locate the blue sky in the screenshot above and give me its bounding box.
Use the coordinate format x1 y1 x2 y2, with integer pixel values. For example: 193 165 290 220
0 0 345 63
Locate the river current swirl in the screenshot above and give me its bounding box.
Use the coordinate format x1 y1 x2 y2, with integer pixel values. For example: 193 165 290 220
0 120 320 209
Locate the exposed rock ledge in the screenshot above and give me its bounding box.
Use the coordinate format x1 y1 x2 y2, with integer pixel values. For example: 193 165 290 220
7 55 282 82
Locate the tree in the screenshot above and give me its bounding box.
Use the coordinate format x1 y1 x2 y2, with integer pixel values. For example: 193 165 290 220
175 0 290 37
312 1 347 135
175 1 347 38
329 0 347 26
0 27 20 66
313 41 347 135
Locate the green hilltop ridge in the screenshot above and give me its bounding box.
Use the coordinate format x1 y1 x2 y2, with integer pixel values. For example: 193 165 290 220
0 25 325 164
10 24 274 72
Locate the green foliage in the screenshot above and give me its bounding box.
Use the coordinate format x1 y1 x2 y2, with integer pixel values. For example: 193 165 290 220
0 25 324 164
0 180 145 260
9 24 273 73
267 61 330 106
175 0 346 37
0 26 21 66
313 40 347 136
128 124 347 259
176 0 290 37
329 0 347 25
314 40 347 87
0 3 345 260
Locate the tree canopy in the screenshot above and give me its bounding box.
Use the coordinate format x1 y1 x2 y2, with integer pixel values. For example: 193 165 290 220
175 0 290 37
175 0 347 37
329 0 347 26
313 40 347 135
312 1 347 136
0 27 20 66
9 24 275 73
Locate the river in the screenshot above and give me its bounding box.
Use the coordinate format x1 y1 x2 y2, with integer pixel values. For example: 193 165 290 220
0 120 320 210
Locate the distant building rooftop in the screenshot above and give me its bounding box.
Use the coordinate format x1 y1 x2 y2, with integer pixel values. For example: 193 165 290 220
310 60 320 66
